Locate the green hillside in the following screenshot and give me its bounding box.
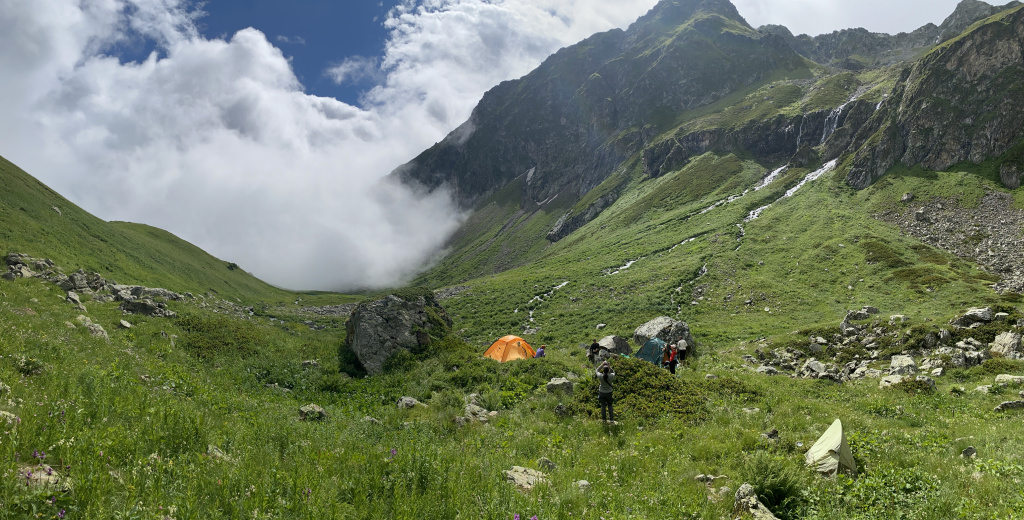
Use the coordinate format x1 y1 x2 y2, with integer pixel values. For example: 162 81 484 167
0 155 299 304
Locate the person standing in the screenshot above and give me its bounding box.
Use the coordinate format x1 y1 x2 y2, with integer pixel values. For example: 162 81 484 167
588 339 601 365
663 345 678 374
596 360 616 423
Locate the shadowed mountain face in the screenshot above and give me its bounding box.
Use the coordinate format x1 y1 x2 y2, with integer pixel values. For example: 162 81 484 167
393 0 808 210
395 0 1024 284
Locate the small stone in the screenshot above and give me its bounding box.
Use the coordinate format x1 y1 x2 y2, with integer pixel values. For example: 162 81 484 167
596 323 607 330
363 416 382 425
504 466 546 492
119 320 132 329
931 367 945 377
537 457 557 471
962 446 978 459
299 404 327 421
705 374 719 380
397 396 425 409
575 480 591 492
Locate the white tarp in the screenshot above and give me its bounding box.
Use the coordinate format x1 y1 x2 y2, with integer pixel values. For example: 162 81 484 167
805 419 857 476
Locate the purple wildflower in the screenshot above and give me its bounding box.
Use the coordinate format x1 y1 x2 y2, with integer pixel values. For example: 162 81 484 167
58 510 66 519
514 515 520 520
390 448 397 457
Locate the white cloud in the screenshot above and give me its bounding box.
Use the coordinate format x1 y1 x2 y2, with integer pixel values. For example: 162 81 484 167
275 35 306 45
0 0 659 290
325 56 382 85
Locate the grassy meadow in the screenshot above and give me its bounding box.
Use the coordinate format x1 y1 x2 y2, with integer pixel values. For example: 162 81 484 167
2 144 1024 519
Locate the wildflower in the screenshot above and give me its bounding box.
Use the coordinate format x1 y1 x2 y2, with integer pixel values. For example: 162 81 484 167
58 510 65 519
515 515 520 520
390 448 397 457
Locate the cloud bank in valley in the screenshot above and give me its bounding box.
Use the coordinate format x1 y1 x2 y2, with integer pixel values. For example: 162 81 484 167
0 0 659 290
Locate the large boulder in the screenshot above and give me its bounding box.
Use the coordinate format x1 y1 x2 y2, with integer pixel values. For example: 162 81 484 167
594 335 632 364
633 316 695 352
951 307 994 328
991 332 1023 359
120 299 176 318
889 355 918 376
345 290 452 375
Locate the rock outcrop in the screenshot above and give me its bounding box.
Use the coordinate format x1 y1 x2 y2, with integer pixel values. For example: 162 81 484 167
345 290 453 375
633 316 696 353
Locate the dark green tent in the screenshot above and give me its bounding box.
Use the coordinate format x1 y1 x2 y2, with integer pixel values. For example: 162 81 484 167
636 337 666 365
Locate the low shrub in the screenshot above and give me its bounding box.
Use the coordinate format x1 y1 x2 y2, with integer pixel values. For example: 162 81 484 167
741 452 806 520
177 314 266 359
570 357 709 424
891 378 936 395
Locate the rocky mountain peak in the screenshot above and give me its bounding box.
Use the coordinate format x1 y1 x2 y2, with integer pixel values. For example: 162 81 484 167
939 0 1022 38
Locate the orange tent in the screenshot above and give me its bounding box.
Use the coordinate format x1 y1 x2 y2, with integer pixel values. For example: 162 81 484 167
483 335 536 362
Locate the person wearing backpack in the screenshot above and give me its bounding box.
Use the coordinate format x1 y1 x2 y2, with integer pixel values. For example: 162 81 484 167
596 360 616 423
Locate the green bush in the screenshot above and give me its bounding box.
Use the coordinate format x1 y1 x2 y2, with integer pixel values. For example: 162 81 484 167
891 378 936 395
176 314 266 359
971 357 1024 376
741 452 807 520
570 357 709 424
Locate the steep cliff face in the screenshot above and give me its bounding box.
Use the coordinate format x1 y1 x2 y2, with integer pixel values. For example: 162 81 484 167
393 0 808 211
847 4 1024 188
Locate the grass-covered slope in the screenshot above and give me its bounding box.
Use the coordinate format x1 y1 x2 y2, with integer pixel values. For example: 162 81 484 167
0 155 294 303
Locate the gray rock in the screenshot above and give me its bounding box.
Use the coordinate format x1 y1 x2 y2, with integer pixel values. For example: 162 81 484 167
504 466 546 491
553 403 570 417
879 375 906 388
120 299 176 318
464 403 489 422
397 396 425 410
595 335 632 364
915 376 937 391
889 355 918 376
995 374 1024 386
298 404 327 421
633 316 695 353
119 320 132 329
546 378 574 395
705 374 718 380
901 192 915 203
66 291 85 310
537 457 556 471
301 360 321 369
575 480 591 492
952 308 995 328
734 482 780 520
962 446 977 459
596 323 606 330
756 366 778 376
345 293 452 375
931 367 945 377
994 400 1024 413
990 332 1022 359
975 385 992 393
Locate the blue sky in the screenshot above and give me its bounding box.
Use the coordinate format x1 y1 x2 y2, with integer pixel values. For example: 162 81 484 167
196 0 401 105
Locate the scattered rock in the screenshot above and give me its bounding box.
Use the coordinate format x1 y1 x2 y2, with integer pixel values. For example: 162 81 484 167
594 335 632 364
118 320 132 329
995 374 1024 386
397 396 425 410
16 465 71 492
546 378 574 395
504 466 546 491
952 308 994 328
733 482 780 520
207 445 232 462
889 355 918 376
575 480 591 492
879 375 906 388
990 332 1022 359
464 403 490 423
301 360 320 369
962 446 978 459
756 366 779 376
120 299 176 318
705 374 718 380
931 367 945 377
901 192 915 203
596 323 607 330
975 385 992 393
537 457 556 471
994 401 1024 412
362 416 382 425
298 404 327 421
66 291 85 311
553 403 570 418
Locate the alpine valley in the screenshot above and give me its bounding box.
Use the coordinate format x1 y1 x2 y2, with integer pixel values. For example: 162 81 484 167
3 0 1024 518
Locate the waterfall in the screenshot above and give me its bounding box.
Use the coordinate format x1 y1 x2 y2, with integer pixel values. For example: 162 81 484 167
796 116 805 148
819 103 848 145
